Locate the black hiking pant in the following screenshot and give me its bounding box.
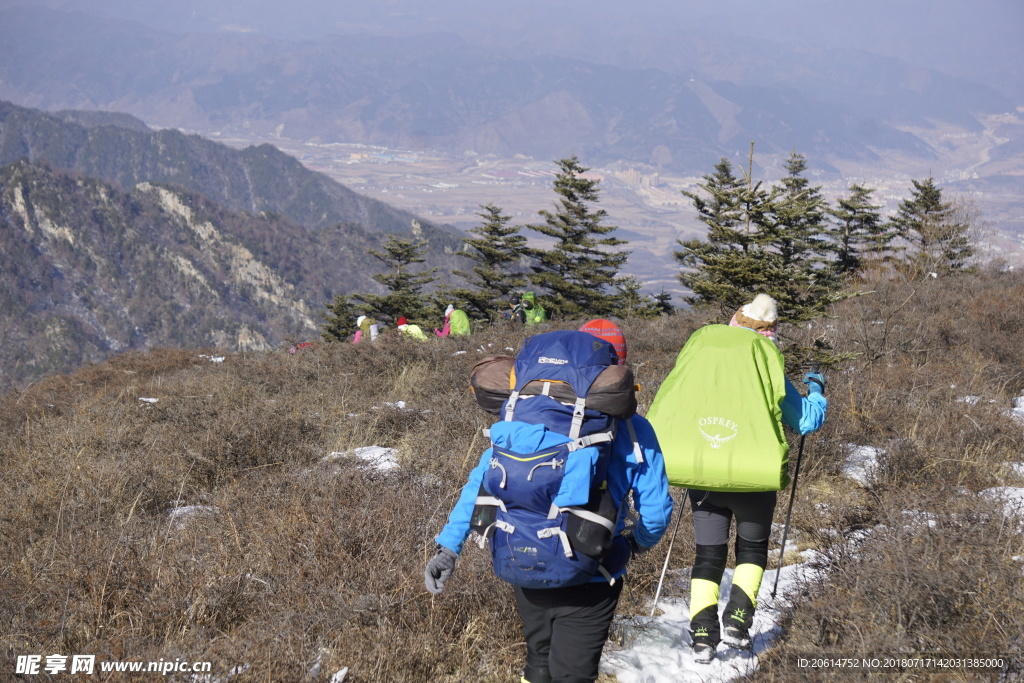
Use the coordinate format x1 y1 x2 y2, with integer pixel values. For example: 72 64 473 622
513 578 624 683
688 489 777 638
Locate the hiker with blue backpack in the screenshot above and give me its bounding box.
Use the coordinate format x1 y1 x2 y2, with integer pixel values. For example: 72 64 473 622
425 328 674 683
647 293 827 663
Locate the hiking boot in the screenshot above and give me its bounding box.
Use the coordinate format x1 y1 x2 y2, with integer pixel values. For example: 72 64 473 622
690 624 719 664
722 623 751 649
723 585 755 648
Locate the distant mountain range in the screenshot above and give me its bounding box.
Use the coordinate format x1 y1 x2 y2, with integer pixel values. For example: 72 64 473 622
0 100 456 239
0 101 466 392
0 5 1015 175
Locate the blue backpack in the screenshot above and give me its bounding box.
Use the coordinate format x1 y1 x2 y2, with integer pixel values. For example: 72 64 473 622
470 330 641 588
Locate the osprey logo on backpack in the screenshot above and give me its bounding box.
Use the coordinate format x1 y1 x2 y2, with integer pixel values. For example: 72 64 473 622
469 330 639 589
698 416 739 449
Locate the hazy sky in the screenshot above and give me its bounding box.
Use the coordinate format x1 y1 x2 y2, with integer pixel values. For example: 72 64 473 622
18 0 1022 94
13 0 1018 99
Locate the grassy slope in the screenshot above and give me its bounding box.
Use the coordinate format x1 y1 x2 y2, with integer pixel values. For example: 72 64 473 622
2 270 1023 681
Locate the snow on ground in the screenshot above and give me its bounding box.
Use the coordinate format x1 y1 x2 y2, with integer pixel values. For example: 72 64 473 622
601 551 821 682
601 455 1024 681
167 505 218 529
1011 394 1024 424
841 444 883 485
981 486 1024 519
323 446 399 471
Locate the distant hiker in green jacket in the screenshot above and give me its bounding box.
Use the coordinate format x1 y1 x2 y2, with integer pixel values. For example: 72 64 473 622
646 293 827 664
505 291 547 325
396 316 428 341
435 304 471 338
352 315 379 344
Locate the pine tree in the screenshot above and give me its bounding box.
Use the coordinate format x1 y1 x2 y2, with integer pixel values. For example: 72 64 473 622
827 184 889 275
527 156 629 318
321 293 360 342
774 153 828 269
674 155 782 315
450 203 529 319
610 276 663 319
654 290 675 316
675 148 844 324
770 153 842 319
889 177 974 277
352 235 438 325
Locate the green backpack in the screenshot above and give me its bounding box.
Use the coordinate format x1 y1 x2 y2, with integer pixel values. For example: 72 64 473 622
449 309 471 336
647 325 790 492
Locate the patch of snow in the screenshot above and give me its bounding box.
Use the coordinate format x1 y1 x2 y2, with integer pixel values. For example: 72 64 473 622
330 668 349 683
139 397 159 403
1010 394 1024 424
373 401 410 411
452 350 467 356
167 505 217 529
601 553 821 681
842 444 884 486
198 354 226 363
325 446 399 472
900 510 938 529
980 486 1024 519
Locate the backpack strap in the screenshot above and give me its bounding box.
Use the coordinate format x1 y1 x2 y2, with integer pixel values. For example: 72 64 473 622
569 397 587 440
537 526 573 557
503 390 521 422
625 418 644 464
562 506 618 532
567 431 615 451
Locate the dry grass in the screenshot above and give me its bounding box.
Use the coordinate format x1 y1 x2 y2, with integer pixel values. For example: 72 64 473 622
3 271 1024 681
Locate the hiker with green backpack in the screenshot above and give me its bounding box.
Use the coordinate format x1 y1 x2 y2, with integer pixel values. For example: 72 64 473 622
646 293 827 664
505 291 547 325
435 304 472 338
425 327 674 683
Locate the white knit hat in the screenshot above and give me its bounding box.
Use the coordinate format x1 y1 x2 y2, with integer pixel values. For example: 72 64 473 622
356 315 366 327
733 294 778 331
445 304 454 317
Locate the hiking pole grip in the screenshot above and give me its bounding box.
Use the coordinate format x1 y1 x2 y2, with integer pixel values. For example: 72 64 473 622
771 433 806 600
649 489 687 618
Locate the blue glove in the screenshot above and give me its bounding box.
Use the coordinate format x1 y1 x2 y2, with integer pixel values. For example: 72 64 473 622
424 546 458 594
803 370 825 394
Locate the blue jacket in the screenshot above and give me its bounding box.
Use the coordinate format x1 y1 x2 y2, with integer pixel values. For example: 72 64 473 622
435 414 675 580
781 377 828 435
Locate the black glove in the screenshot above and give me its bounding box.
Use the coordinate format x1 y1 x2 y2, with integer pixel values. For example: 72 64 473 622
424 546 458 594
626 533 648 557
803 370 825 395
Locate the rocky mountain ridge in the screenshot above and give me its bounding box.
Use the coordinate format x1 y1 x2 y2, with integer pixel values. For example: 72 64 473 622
0 157 455 392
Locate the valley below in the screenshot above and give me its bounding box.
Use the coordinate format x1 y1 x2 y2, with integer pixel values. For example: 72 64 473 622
210 108 1024 299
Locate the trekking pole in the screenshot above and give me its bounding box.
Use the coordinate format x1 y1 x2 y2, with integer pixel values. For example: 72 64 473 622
771 364 822 599
650 489 687 618
770 432 805 600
